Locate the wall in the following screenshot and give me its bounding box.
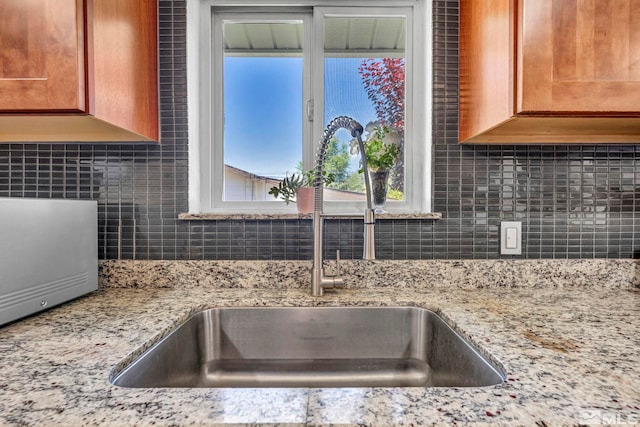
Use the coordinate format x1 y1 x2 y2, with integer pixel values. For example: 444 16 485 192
0 0 638 260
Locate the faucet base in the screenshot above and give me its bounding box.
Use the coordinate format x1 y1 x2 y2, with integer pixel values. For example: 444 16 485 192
311 267 345 297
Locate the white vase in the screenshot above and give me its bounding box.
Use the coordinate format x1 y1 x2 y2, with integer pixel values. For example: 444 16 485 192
368 168 390 212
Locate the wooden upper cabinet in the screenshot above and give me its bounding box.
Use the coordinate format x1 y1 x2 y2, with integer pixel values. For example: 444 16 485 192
519 0 640 113
86 0 159 141
0 0 85 111
0 0 159 143
460 0 640 144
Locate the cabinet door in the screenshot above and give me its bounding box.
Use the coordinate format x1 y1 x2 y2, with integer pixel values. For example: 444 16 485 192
0 0 85 111
518 0 640 113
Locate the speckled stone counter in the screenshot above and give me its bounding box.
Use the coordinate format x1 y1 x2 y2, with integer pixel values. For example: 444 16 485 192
98 259 639 289
1 260 639 426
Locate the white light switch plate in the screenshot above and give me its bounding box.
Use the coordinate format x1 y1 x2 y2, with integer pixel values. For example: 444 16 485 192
501 221 522 255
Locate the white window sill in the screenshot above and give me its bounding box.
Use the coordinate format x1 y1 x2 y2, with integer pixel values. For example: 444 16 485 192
178 212 442 220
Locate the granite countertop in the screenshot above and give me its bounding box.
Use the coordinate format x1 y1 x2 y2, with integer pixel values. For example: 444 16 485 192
0 260 639 426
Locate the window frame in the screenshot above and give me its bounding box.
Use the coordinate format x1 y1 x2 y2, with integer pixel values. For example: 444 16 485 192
187 0 432 214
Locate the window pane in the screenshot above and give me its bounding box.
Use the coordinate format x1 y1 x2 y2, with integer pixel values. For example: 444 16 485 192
222 21 304 201
323 17 406 202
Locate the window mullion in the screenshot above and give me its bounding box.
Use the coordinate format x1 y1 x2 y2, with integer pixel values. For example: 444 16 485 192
307 8 325 173
302 12 316 174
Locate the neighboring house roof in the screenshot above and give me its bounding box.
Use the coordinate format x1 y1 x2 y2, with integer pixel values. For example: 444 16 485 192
225 164 281 186
224 18 405 57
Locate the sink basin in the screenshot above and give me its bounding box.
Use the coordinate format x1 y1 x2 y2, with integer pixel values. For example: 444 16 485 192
111 306 505 388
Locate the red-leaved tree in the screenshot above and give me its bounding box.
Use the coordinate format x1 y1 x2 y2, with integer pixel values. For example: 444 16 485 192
358 58 405 190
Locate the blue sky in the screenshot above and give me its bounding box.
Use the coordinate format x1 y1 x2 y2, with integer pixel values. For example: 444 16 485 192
224 57 378 178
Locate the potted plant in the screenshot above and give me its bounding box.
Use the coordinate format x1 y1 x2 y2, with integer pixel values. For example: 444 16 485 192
354 122 402 211
269 168 334 213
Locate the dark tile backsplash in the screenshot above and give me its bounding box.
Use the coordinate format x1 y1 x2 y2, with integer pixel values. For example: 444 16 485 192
0 0 638 260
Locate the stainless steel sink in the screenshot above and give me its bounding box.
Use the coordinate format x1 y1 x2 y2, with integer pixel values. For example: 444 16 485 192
111 307 506 388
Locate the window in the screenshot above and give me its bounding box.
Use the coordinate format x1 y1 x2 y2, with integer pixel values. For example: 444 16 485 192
187 0 431 214
216 14 310 203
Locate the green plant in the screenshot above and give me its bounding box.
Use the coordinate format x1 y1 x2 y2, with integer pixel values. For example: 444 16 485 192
359 126 401 173
268 168 335 205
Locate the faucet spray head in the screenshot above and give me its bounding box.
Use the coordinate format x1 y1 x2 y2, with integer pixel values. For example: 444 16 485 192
347 120 364 138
